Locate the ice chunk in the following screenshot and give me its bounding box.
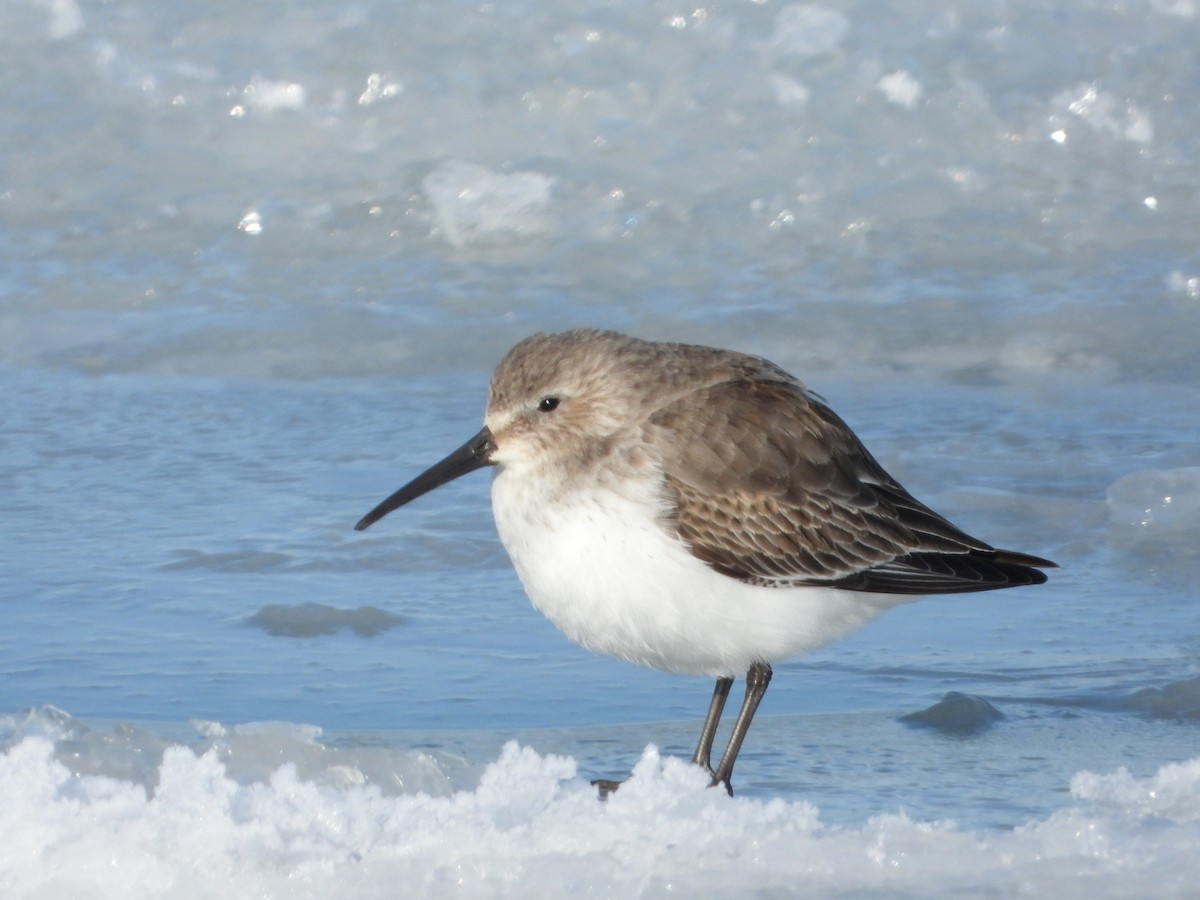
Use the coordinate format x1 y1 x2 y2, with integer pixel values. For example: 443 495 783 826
1106 467 1200 556
38 0 83 39
240 77 307 112
877 70 923 109
769 73 810 106
765 4 850 57
1050 83 1154 144
423 161 554 247
1151 0 1197 18
1167 271 1200 300
1071 757 1200 822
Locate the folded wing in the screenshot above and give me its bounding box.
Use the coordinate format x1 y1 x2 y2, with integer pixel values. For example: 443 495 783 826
644 377 1055 594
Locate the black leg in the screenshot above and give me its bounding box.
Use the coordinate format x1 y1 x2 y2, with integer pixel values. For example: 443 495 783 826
591 778 623 799
592 665 769 800
595 676 735 799
709 662 772 795
692 676 734 776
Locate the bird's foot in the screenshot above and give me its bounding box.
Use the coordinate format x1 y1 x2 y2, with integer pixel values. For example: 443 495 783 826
592 770 731 798
590 778 624 799
698 761 734 796
706 771 734 797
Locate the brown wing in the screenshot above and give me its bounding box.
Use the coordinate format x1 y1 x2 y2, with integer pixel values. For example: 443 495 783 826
644 377 1055 594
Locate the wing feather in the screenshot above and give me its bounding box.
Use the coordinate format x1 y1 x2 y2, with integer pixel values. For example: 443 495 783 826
644 376 1054 594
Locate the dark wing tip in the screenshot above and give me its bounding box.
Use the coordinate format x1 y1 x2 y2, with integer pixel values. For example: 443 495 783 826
827 548 1056 595
990 549 1058 570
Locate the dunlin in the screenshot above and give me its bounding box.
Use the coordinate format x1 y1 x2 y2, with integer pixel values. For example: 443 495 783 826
356 329 1055 794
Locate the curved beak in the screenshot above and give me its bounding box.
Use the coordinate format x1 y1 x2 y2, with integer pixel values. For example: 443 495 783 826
354 426 497 531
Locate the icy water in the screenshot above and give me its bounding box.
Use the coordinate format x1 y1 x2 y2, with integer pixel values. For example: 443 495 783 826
3 0 1200 896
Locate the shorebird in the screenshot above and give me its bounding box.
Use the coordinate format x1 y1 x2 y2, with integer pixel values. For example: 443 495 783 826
355 329 1055 794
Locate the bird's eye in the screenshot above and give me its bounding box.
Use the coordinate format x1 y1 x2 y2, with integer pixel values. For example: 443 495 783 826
537 396 561 413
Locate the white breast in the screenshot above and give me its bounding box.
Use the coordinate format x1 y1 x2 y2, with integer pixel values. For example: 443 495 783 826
490 465 912 678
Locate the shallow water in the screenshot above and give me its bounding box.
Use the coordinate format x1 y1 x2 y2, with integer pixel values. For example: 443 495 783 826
2 0 1200 895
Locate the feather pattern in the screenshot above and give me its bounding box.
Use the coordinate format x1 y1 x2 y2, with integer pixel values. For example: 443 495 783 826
643 372 1054 594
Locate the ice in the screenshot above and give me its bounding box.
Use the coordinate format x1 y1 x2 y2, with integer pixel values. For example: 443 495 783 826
356 73 402 107
877 70 923 110
1151 0 1196 16
1106 467 1200 564
1167 271 1200 300
238 77 308 114
2 734 1200 898
38 0 83 39
423 161 555 248
1107 467 1200 532
236 209 264 235
765 4 851 57
2 0 1199 382
1071 757 1200 822
769 73 811 107
1050 83 1154 144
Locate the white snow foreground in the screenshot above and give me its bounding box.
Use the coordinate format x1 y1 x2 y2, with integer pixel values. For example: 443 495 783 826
2 737 1199 899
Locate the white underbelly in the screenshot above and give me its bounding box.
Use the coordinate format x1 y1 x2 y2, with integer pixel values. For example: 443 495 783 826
490 467 912 678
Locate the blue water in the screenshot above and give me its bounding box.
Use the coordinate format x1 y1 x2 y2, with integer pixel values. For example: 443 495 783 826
2 0 1200 893
4 366 1196 740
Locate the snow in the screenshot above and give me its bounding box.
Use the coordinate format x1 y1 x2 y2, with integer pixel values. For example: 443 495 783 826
3 733 1199 898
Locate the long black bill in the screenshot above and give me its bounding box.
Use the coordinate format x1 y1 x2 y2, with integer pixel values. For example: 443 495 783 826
354 426 497 531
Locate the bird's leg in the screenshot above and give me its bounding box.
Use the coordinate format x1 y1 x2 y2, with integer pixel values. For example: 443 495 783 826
595 681 734 801
593 669 764 800
692 676 734 777
709 662 772 796
593 676 735 800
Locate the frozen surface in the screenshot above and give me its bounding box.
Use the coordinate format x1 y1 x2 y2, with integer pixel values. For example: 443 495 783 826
2 0 1199 895
3 709 1200 899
